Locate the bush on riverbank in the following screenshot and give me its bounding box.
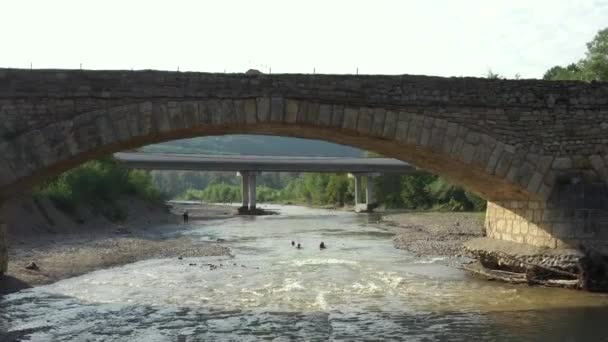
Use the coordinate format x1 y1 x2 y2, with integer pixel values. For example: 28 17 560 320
34 157 163 221
179 183 280 203
176 171 486 212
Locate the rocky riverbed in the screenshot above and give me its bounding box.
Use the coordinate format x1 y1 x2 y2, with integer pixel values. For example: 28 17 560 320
0 199 234 295
381 211 485 258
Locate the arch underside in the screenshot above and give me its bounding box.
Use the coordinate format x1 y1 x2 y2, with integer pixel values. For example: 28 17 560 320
0 98 542 202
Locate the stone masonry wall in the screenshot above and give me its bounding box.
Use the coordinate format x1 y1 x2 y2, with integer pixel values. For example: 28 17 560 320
1 70 608 250
0 222 7 274
486 181 608 249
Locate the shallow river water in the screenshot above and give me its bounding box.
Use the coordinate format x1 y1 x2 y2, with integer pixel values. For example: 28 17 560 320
2 205 608 341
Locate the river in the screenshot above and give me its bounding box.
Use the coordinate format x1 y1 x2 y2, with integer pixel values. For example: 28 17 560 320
2 205 608 341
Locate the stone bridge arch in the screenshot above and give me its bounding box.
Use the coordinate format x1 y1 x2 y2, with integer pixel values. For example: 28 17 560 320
1 69 608 265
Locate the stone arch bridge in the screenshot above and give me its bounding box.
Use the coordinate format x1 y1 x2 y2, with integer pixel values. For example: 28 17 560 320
1 69 608 273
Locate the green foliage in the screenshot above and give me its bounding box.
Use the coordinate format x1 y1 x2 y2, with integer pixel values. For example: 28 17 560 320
543 63 584 81
373 174 405 209
277 173 353 205
178 183 280 203
544 27 608 81
176 171 486 212
397 173 486 211
188 183 240 203
400 172 436 209
34 157 163 221
582 28 608 81
485 69 503 79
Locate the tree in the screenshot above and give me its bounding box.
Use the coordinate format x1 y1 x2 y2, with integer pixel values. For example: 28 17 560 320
544 27 608 81
543 63 584 81
581 28 608 81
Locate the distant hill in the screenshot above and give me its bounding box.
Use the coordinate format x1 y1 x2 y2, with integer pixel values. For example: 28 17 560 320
142 135 365 157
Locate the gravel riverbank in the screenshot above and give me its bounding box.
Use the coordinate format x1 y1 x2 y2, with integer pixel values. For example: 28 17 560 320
1 200 234 295
381 211 486 258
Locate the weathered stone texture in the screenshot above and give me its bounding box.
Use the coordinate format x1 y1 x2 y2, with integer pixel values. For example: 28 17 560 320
0 221 6 274
1 69 608 249
486 181 608 248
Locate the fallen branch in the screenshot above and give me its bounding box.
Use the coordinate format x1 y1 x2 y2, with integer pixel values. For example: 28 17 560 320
493 251 578 278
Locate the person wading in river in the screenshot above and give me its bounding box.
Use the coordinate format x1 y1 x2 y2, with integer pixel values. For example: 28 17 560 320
183 211 189 224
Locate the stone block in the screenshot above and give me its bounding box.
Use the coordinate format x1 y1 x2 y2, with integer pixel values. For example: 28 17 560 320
342 107 358 131
270 97 285 122
220 99 236 125
429 125 446 152
382 110 397 138
419 127 431 147
138 102 154 134
167 101 186 128
256 97 270 122
318 104 332 127
395 121 409 143
244 99 257 124
460 143 476 164
331 105 344 128
196 101 211 124
180 101 199 128
495 151 514 178
357 107 372 134
233 99 247 124
370 108 386 136
406 115 423 145
305 102 320 124
527 172 543 193
0 223 6 274
285 99 298 123
553 157 573 170
95 111 117 143
442 122 460 155
207 100 223 125
485 142 505 174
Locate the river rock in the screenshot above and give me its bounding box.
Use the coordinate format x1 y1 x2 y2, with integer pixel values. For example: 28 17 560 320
25 262 39 270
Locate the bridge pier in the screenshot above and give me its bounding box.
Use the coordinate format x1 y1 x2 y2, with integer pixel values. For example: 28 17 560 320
248 172 257 211
350 173 377 213
237 171 259 214
238 171 250 212
0 203 6 275
484 181 608 249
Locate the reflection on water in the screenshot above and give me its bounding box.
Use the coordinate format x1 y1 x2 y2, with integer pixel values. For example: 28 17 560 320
2 205 608 341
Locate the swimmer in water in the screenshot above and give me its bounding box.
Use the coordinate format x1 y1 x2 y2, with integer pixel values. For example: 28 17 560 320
297 243 302 249
291 241 295 246
319 242 326 249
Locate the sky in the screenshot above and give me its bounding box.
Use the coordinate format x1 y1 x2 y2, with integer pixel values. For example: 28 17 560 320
1 0 607 78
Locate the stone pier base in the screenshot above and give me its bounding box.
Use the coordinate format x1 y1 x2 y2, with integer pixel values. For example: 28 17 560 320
0 222 7 275
485 182 608 250
354 203 378 213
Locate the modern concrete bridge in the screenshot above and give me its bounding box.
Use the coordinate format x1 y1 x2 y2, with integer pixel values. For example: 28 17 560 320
114 151 414 212
1 68 608 274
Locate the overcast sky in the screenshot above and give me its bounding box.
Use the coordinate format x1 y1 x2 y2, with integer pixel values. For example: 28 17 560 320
1 0 607 78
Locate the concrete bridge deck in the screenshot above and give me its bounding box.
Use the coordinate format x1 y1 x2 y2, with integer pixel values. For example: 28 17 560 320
113 152 415 173
115 151 413 213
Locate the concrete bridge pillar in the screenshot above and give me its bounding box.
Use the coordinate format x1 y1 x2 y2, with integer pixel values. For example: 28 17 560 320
353 174 361 206
365 175 374 205
248 172 257 211
349 173 377 213
238 171 250 210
